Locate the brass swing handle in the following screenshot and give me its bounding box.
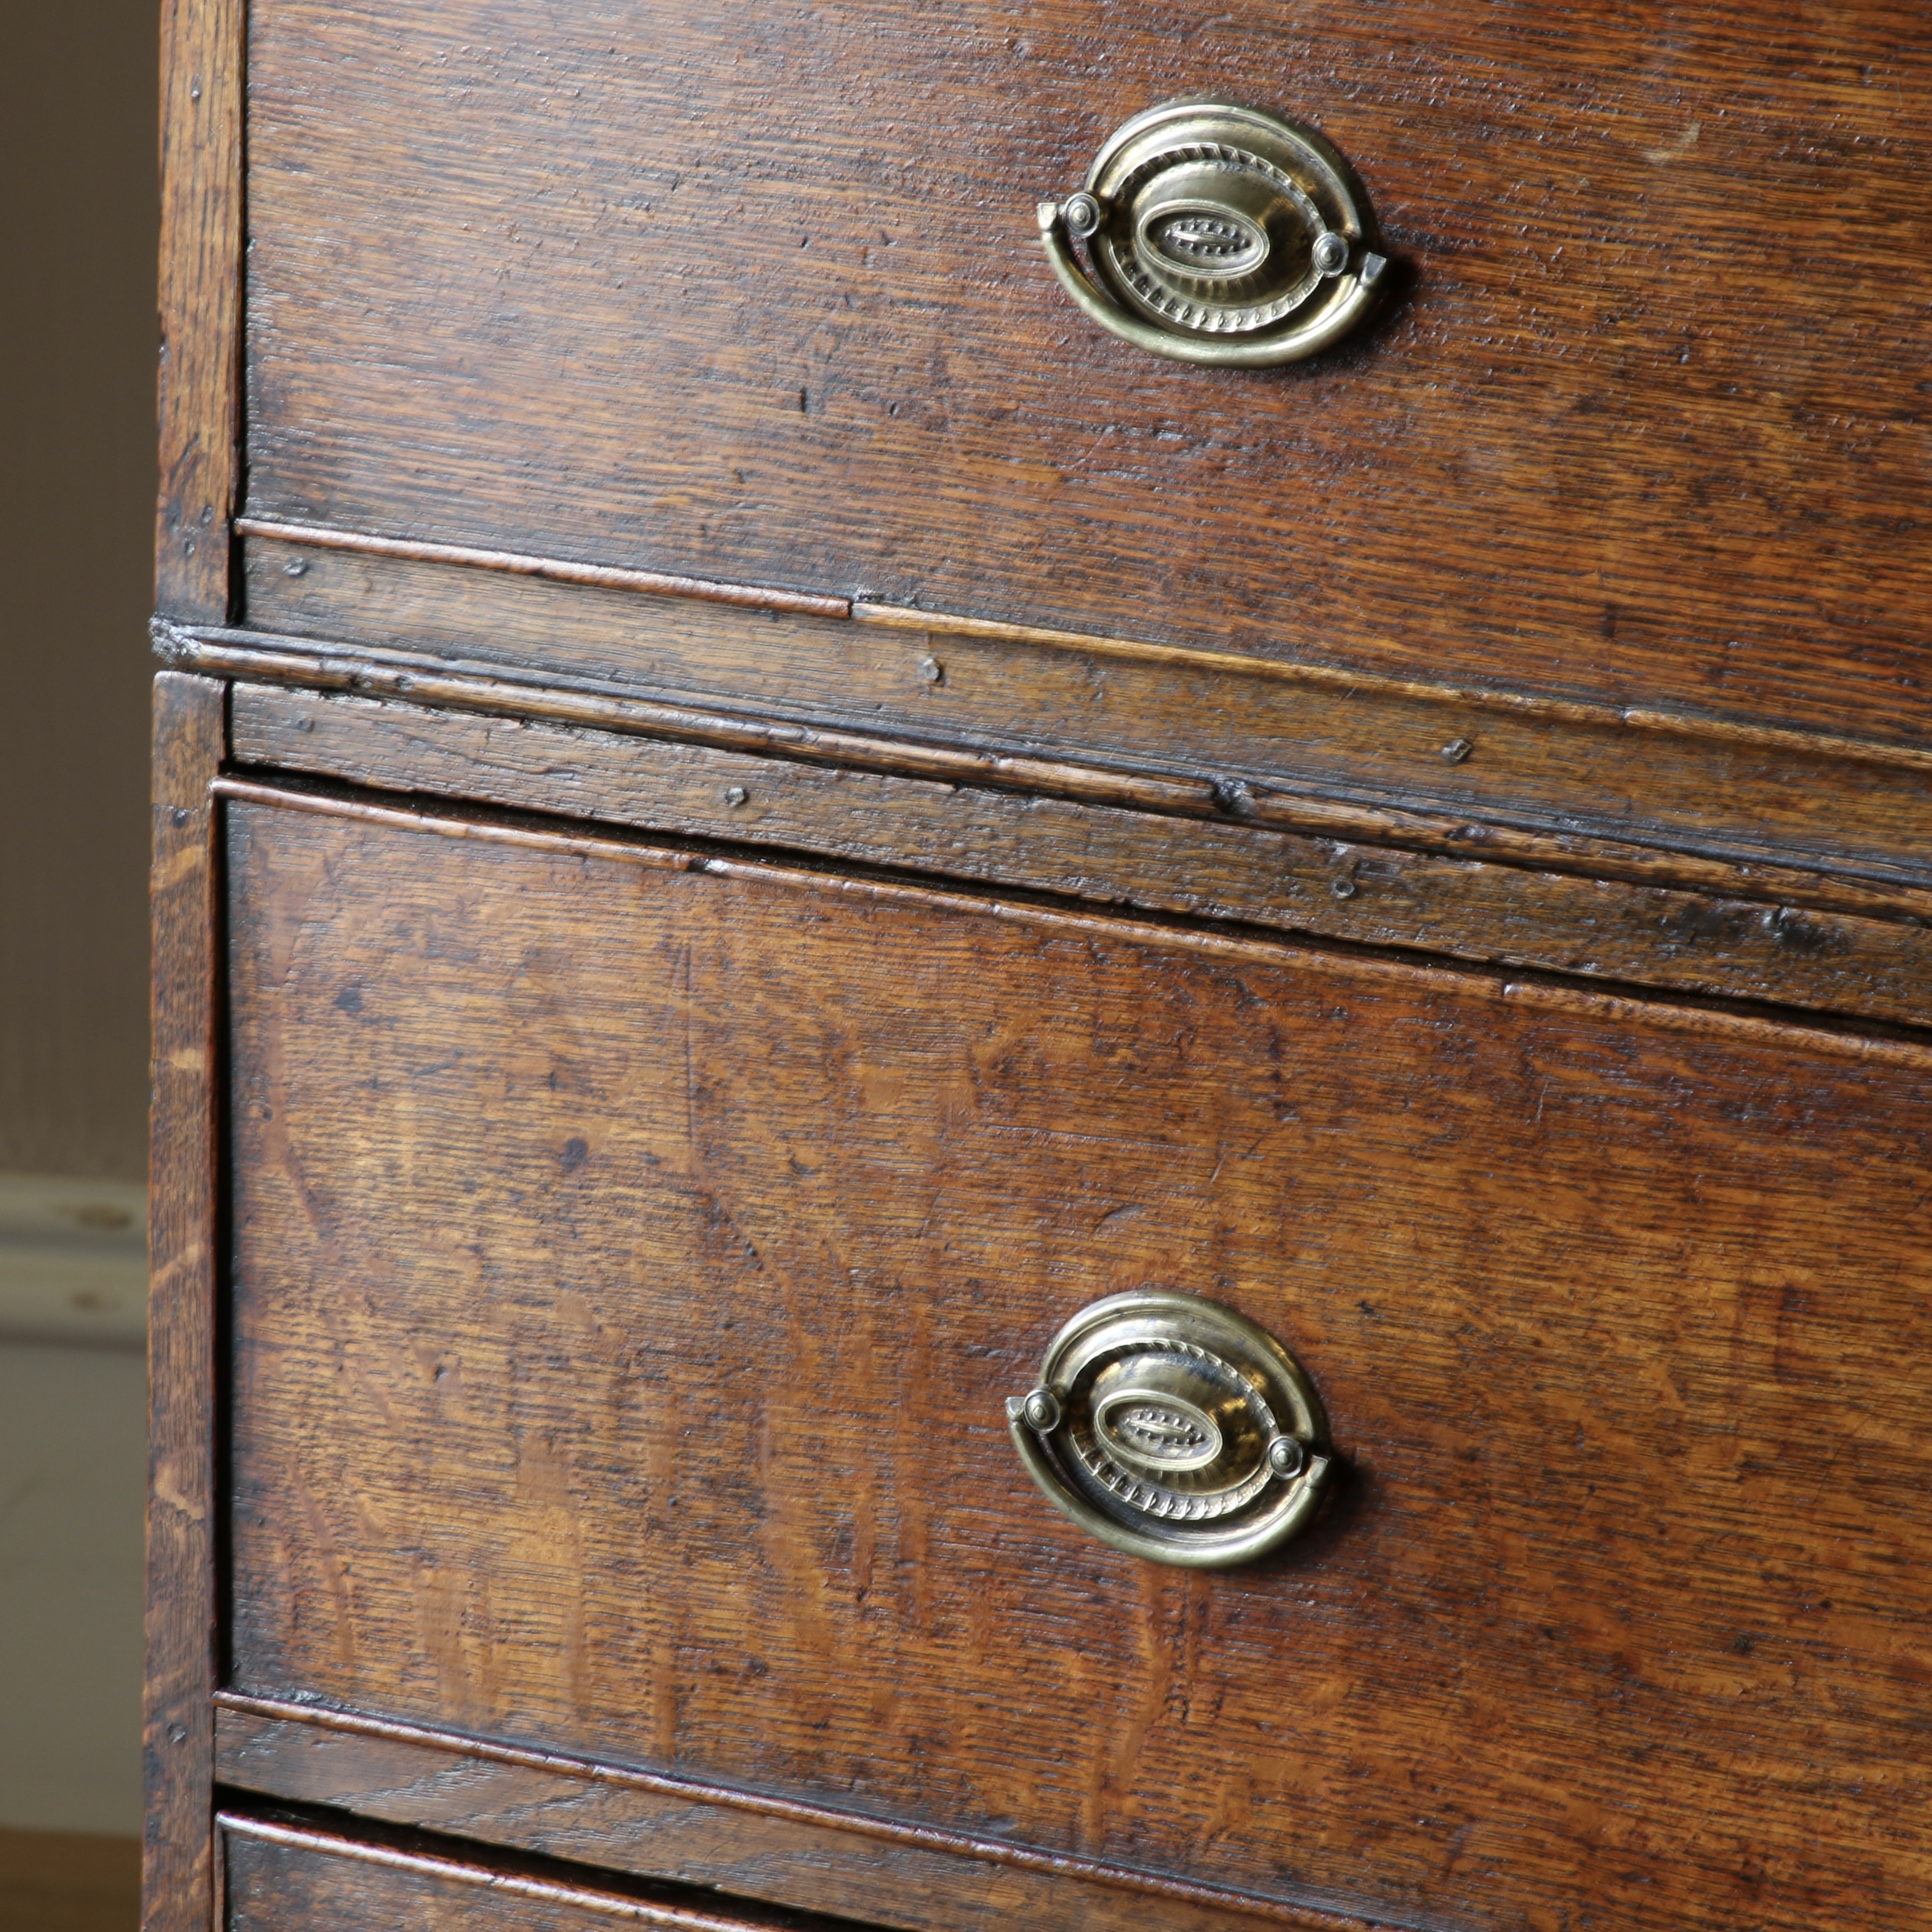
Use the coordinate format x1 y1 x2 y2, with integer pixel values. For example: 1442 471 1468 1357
1006 1290 1333 1569
1039 97 1388 367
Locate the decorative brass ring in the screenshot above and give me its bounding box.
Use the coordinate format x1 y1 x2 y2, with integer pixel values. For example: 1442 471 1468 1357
1006 1290 1333 1568
1037 97 1388 366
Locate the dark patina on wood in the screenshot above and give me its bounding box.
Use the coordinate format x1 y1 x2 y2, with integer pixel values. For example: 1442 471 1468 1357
223 786 1932 1932
233 517 852 620
214 1700 1340 1932
228 537 1932 897
227 681 1932 1033
171 617 1932 925
156 0 240 620
145 672 227 1932
240 1 1932 747
155 2 1932 1927
220 1811 871 1932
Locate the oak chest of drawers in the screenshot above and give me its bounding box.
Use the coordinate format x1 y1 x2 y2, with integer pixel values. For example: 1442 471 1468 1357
149 4 1932 1929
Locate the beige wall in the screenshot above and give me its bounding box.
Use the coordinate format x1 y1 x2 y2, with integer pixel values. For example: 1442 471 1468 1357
1 0 161 1184
0 0 160 1851
0 1342 147 1834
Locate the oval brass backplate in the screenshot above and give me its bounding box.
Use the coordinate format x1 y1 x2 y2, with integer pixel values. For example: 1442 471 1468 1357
1038 97 1388 366
1006 1290 1333 1568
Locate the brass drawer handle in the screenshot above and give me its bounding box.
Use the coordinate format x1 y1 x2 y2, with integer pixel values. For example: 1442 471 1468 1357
1037 97 1387 366
1007 1290 1332 1568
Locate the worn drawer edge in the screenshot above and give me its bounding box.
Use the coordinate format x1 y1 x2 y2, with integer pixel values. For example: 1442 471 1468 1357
214 1699 1382 1932
224 680 1932 1036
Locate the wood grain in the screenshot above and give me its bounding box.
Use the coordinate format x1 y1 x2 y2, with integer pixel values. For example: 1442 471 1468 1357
156 0 240 619
220 1812 855 1932
165 6 1932 1929
145 672 226 1932
231 539 1932 896
171 616 1932 925
210 779 1932 1080
223 788 1932 1932
237 521 1932 779
233 518 851 619
241 0 1932 747
228 681 1932 1033
214 1701 1346 1932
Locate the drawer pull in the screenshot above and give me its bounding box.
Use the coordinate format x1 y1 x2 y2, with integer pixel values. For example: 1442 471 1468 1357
1038 97 1387 367
1006 1290 1332 1567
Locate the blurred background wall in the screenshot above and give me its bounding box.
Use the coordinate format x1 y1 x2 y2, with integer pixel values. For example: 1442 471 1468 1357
2 0 158 1184
0 0 162 1898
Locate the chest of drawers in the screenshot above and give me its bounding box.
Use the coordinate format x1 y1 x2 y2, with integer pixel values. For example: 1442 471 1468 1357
150 5 1932 1929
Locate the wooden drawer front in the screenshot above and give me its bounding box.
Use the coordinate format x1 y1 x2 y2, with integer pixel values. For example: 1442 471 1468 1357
240 2 1932 748
221 1814 799 1931
225 789 1932 1932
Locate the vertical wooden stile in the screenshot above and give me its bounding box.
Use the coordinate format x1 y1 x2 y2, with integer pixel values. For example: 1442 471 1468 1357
156 0 243 622
145 672 227 1932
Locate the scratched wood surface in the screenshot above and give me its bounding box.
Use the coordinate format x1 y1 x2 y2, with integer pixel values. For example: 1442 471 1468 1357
225 792 1932 1932
220 1815 856 1932
241 0 1932 749
231 540 1932 896
212 1702 1334 1932
229 681 1932 1033
157 0 239 619
173 614 1932 922
144 673 226 1932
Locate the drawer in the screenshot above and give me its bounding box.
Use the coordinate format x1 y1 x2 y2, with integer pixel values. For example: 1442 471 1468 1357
220 1812 829 1931
230 2 1932 749
221 783 1932 1932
